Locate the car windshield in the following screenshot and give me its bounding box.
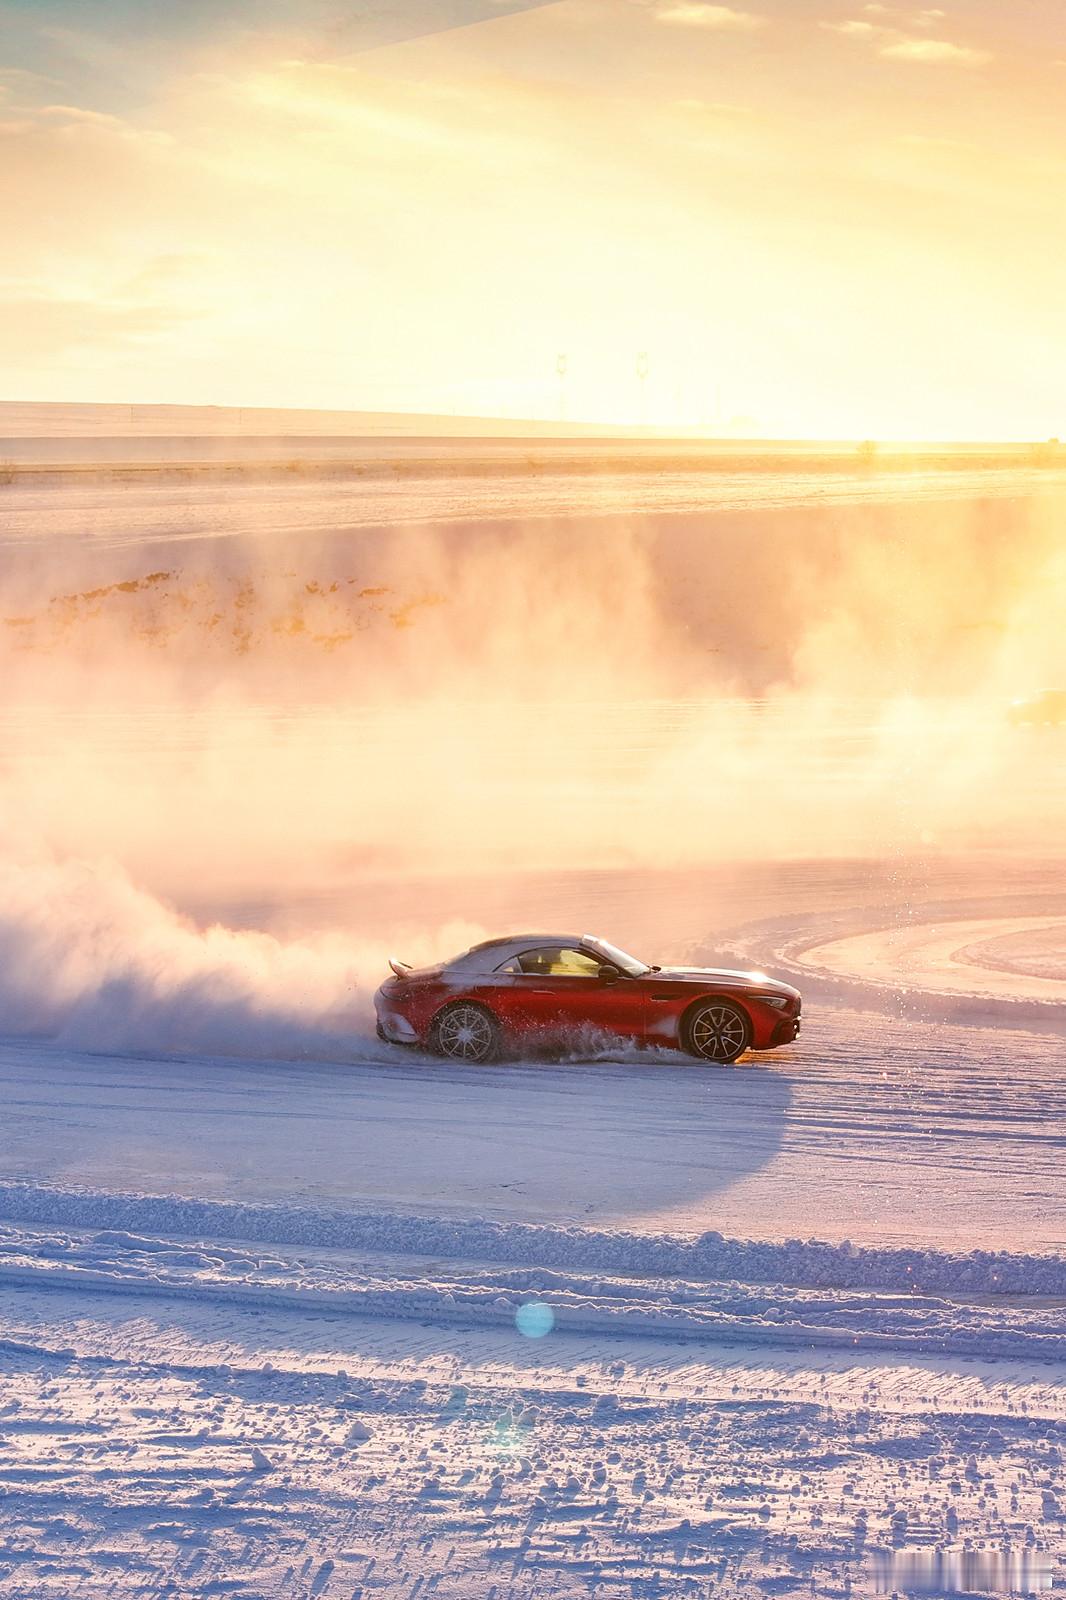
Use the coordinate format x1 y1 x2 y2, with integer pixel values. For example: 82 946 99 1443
582 935 650 977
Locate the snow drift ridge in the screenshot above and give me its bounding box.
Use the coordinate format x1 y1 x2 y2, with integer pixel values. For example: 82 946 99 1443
1 1181 1062 1299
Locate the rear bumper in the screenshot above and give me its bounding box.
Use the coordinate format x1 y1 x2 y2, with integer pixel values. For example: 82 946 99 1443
378 1011 419 1043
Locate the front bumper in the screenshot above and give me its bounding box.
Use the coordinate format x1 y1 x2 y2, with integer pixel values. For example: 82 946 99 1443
769 1015 801 1048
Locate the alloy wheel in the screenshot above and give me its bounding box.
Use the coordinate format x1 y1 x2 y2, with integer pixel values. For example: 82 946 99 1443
689 1002 750 1062
435 1005 496 1062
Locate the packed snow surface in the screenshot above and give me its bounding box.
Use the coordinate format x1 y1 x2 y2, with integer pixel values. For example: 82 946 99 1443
797 917 1066 1001
1 1282 1060 1600
0 998 1062 1253
0 982 1063 1596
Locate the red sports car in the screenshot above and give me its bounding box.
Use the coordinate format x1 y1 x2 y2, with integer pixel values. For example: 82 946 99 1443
374 933 801 1064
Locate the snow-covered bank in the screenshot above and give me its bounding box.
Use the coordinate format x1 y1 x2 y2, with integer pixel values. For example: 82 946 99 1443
0 1212 1062 1360
0 1183 1062 1304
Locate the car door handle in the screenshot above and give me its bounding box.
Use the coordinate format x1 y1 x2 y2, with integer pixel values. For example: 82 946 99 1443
530 989 553 995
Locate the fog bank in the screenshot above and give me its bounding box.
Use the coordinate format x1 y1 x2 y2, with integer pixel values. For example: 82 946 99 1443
1 462 1063 1052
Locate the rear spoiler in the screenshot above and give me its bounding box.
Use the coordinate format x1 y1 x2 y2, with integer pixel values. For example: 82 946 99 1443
388 956 413 978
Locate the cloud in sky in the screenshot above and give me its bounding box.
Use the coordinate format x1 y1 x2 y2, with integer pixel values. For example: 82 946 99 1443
880 36 991 64
822 19 878 35
0 292 194 361
824 10 992 67
0 1 563 118
10 1 562 55
653 3 764 29
860 2 942 14
304 1 565 56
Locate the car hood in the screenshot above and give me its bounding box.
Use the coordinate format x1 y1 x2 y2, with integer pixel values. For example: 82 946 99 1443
652 965 799 996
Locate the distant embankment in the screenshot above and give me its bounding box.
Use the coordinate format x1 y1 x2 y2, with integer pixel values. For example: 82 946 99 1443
1 400 1061 484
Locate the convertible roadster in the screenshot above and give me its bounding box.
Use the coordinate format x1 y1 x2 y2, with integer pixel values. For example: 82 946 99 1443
374 933 801 1064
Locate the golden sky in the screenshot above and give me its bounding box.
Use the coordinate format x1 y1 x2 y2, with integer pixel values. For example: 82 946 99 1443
1 0 1064 435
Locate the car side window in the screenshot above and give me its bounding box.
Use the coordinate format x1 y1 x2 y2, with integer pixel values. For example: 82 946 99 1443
492 957 522 974
516 946 603 978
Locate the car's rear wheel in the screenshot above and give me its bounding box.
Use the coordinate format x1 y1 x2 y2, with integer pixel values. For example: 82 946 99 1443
684 1000 752 1064
431 1002 500 1063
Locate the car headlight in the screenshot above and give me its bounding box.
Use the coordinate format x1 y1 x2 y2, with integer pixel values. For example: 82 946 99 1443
758 995 789 1009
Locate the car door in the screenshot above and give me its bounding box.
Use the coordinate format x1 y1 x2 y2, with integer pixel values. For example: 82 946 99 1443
501 945 646 1047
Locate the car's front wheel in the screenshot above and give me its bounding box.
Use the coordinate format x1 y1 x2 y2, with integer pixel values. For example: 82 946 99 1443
684 1000 752 1064
430 1002 500 1063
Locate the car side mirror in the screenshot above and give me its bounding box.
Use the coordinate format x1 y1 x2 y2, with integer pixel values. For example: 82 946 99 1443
599 965 622 984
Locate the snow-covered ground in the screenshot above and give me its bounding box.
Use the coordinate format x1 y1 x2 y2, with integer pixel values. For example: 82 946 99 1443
0 944 1062 1596
0 1280 1061 1600
0 454 1063 1596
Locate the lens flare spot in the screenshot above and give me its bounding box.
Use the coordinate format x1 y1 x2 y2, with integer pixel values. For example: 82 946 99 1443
515 1301 554 1339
